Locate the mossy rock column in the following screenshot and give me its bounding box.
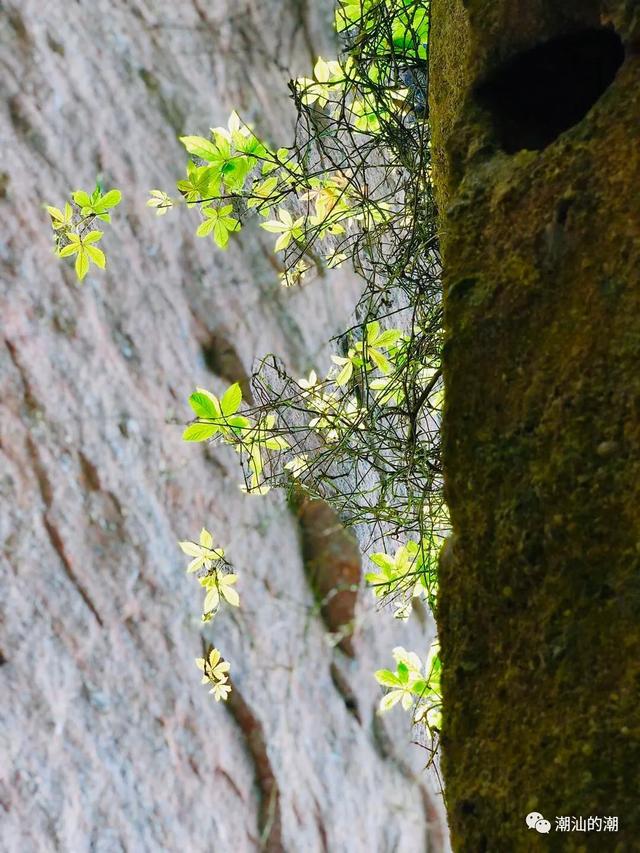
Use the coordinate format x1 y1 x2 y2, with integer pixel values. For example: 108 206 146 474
430 1 640 849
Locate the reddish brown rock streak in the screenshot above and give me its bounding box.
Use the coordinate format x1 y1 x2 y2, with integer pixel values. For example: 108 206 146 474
0 1 445 850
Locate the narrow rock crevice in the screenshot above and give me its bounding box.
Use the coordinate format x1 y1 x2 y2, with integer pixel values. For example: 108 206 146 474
313 795 329 853
7 339 104 625
225 681 283 851
5 338 40 416
290 0 319 67
329 660 361 724
190 314 254 404
78 451 101 492
372 712 446 852
27 436 104 627
215 766 246 802
42 514 104 627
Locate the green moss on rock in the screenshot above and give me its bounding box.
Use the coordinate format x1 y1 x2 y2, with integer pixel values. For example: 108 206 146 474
430 1 640 848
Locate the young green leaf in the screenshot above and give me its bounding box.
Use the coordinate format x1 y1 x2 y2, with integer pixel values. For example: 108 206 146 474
180 135 220 161
57 231 106 282
375 669 402 688
189 391 221 419
72 190 93 208
45 202 73 230
182 423 219 442
147 190 174 215
220 383 242 416
196 205 240 248
95 189 122 211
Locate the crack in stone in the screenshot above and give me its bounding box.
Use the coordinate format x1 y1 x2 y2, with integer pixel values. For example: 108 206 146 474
6 337 104 626
27 437 104 628
372 712 446 852
225 681 283 851
329 660 362 724
42 514 104 627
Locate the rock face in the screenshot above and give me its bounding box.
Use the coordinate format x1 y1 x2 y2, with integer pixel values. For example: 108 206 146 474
0 1 447 851
431 0 640 848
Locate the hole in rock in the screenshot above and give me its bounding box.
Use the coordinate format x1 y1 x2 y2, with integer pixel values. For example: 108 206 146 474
475 27 625 153
200 330 253 403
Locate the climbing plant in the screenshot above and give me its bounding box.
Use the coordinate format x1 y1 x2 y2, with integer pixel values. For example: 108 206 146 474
166 0 444 740
46 0 443 744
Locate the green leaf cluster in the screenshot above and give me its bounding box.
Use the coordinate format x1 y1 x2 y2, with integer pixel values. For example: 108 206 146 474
336 0 430 61
161 0 444 735
375 643 441 730
178 526 240 619
179 528 239 702
148 46 421 275
182 383 247 443
366 538 437 608
182 382 293 494
72 187 122 222
196 648 232 702
45 183 121 281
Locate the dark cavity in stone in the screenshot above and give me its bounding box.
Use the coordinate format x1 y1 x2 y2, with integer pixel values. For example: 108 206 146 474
475 28 625 154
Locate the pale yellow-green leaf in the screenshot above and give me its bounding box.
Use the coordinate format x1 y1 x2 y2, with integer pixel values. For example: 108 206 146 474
45 205 64 220
189 391 220 419
274 232 292 252
366 320 380 342
220 383 242 417
196 219 215 238
100 189 122 209
203 587 219 613
186 556 206 574
392 647 423 674
85 245 106 268
83 230 103 244
379 690 404 713
196 388 222 413
182 422 218 442
220 577 239 607
180 135 219 161
179 540 201 557
75 251 89 281
73 190 92 207
264 436 289 451
211 681 231 701
261 220 288 234
373 329 402 348
335 361 353 386
368 347 389 373
199 528 213 550
213 221 230 248
314 57 331 83
375 669 402 688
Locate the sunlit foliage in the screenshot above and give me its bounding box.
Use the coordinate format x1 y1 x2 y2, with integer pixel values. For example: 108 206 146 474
46 184 121 281
169 0 443 736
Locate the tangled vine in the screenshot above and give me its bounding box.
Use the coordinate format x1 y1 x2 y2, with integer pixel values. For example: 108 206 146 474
47 0 445 746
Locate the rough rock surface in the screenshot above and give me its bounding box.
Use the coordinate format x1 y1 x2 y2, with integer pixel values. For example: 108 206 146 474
431 0 640 848
0 1 447 850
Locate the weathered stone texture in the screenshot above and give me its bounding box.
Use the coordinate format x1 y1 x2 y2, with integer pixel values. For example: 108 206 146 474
0 1 447 850
431 0 640 849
